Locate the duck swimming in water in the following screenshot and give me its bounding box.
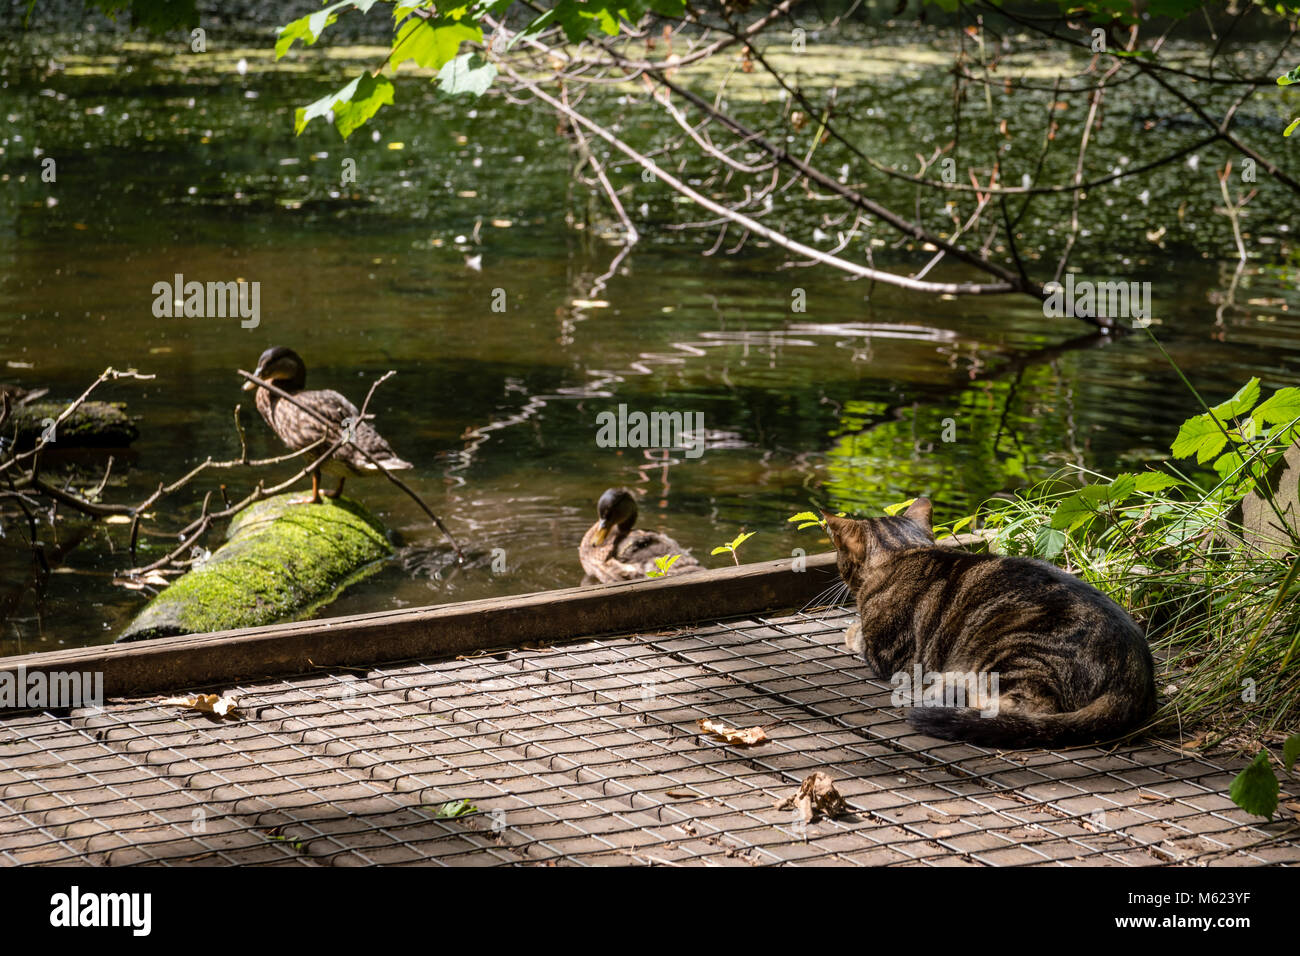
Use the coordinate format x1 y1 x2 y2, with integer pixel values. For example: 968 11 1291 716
241 346 412 504
579 487 702 582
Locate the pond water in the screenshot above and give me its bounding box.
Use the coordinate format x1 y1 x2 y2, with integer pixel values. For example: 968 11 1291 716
2 23 1299 654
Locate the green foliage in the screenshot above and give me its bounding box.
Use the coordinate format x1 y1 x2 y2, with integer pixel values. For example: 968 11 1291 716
425 799 477 818
438 54 499 99
295 73 396 139
275 1 378 60
645 553 682 578
1230 750 1281 819
1230 732 1299 819
1286 732 1300 771
267 0 694 139
787 511 824 531
1279 64 1300 137
711 531 755 565
1039 379 1300 541
389 13 482 73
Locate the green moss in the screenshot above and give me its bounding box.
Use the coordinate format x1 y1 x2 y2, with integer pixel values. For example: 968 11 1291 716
118 492 393 641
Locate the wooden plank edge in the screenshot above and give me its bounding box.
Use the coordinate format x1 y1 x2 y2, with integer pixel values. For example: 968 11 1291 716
0 552 843 699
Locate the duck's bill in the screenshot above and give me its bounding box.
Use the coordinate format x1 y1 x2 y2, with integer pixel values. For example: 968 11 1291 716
241 368 265 391
591 522 610 545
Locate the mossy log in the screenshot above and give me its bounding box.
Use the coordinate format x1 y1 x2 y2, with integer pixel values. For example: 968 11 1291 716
117 493 394 642
9 400 139 449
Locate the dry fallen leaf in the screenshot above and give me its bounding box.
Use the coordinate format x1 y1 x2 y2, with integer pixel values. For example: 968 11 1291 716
774 771 850 823
698 718 767 746
161 693 240 718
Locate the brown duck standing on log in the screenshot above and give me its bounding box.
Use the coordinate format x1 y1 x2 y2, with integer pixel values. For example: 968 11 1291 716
242 346 412 504
579 487 702 582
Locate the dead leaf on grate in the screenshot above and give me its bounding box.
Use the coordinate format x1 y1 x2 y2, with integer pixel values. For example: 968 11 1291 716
665 790 697 799
774 771 850 823
697 718 767 746
160 693 240 719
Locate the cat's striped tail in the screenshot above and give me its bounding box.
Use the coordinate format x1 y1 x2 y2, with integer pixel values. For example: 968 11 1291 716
905 691 1152 749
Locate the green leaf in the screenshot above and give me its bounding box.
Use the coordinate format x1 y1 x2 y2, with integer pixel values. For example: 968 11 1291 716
710 546 730 556
1253 387 1300 428
390 15 483 72
1229 750 1279 820
1209 378 1260 420
648 553 682 578
394 0 428 20
436 53 498 98
1104 473 1137 503
276 0 365 59
295 73 396 139
1279 66 1300 86
730 531 756 549
1284 733 1300 772
1286 118 1300 138
427 799 476 818
1050 493 1096 533
1171 414 1230 464
883 499 916 517
1034 526 1067 559
1213 450 1248 481
589 7 620 35
1134 472 1179 494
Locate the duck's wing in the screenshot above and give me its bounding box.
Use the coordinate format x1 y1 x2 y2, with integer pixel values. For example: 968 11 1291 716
269 388 358 452
615 529 701 574
347 418 412 470
271 389 409 470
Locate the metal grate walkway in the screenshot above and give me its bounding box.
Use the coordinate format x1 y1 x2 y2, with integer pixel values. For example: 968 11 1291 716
1 606 1297 865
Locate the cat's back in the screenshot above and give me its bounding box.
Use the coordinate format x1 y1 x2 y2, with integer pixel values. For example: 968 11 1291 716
889 545 1145 638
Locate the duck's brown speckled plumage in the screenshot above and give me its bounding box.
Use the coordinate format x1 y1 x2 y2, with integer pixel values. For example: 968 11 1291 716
578 487 701 583
243 347 411 500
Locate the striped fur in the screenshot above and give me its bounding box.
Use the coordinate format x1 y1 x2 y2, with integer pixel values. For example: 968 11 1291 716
825 499 1156 748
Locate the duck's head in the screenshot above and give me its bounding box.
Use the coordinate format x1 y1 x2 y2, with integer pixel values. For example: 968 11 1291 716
591 487 638 545
243 346 306 393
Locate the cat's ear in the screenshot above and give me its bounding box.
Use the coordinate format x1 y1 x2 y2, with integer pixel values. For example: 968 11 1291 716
821 511 858 550
903 497 932 528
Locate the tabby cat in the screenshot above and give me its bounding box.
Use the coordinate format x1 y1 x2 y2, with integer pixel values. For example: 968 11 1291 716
824 498 1156 748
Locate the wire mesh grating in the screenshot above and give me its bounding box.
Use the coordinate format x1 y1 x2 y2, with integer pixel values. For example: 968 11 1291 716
1 605 1297 866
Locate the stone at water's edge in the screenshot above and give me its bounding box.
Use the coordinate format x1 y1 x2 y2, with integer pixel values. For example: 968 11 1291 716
10 400 138 449
117 493 394 642
1228 441 1300 557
